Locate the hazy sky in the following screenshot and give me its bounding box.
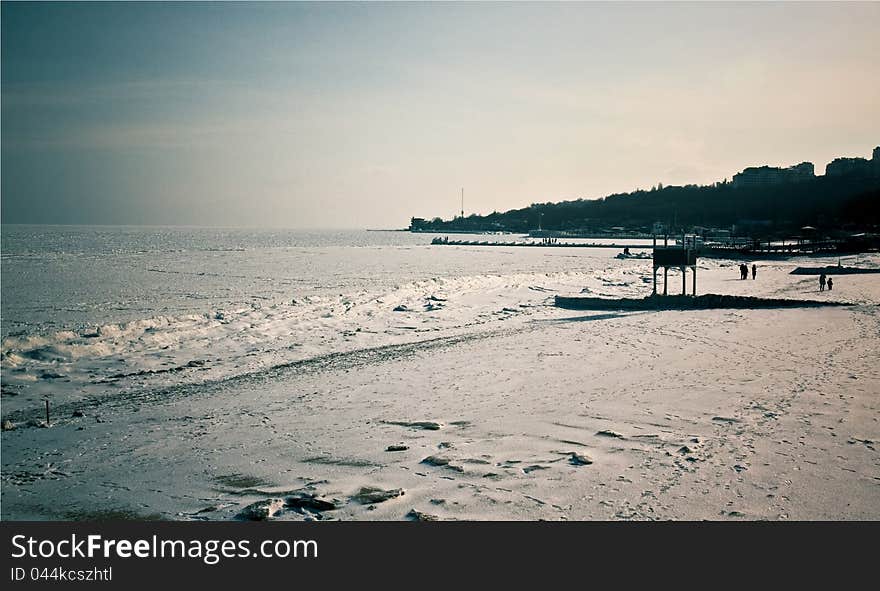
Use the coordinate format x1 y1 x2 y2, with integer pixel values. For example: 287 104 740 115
2 2 879 228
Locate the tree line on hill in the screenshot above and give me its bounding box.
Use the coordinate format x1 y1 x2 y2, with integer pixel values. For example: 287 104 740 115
410 171 880 236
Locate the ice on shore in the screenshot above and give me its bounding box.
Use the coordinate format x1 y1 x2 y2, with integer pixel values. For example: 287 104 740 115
3 253 878 419
2 256 879 521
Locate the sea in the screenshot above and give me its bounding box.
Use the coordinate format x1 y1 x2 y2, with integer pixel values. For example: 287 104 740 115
1 225 655 413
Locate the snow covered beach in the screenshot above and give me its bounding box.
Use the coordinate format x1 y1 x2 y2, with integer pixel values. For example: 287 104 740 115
2 228 878 520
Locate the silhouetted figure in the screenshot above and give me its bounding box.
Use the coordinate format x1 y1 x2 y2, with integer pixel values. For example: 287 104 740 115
819 273 826 291
752 264 757 280
827 277 833 291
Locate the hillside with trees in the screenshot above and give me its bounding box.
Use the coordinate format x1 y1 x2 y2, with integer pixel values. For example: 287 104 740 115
410 171 880 236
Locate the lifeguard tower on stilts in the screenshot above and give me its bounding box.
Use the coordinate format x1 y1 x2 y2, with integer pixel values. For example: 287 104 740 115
652 234 699 296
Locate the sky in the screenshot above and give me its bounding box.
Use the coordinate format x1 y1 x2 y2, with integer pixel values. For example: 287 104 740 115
2 1 879 228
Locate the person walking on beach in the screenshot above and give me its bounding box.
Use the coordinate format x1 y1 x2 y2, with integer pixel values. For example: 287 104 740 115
752 264 757 280
827 277 833 291
819 273 827 291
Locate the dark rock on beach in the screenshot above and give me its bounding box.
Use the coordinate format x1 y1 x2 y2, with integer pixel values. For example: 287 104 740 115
569 452 594 466
236 498 285 521
352 486 405 504
286 492 342 512
407 508 440 521
421 455 464 472
386 420 443 430
596 430 624 438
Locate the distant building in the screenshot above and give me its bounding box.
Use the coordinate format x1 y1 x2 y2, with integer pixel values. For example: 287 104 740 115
825 147 880 177
732 162 814 187
826 157 870 176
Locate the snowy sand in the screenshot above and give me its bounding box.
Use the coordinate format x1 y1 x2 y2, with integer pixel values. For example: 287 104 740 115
2 252 879 520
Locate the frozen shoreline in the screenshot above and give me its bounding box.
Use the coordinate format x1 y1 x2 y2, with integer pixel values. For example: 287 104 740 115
2 257 879 520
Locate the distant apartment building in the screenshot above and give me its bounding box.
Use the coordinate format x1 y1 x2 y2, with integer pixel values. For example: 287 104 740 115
732 162 815 188
825 146 880 177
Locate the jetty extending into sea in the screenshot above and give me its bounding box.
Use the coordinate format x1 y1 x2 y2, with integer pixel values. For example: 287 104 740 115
790 265 880 275
554 293 853 311
429 236 880 258
430 238 655 249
